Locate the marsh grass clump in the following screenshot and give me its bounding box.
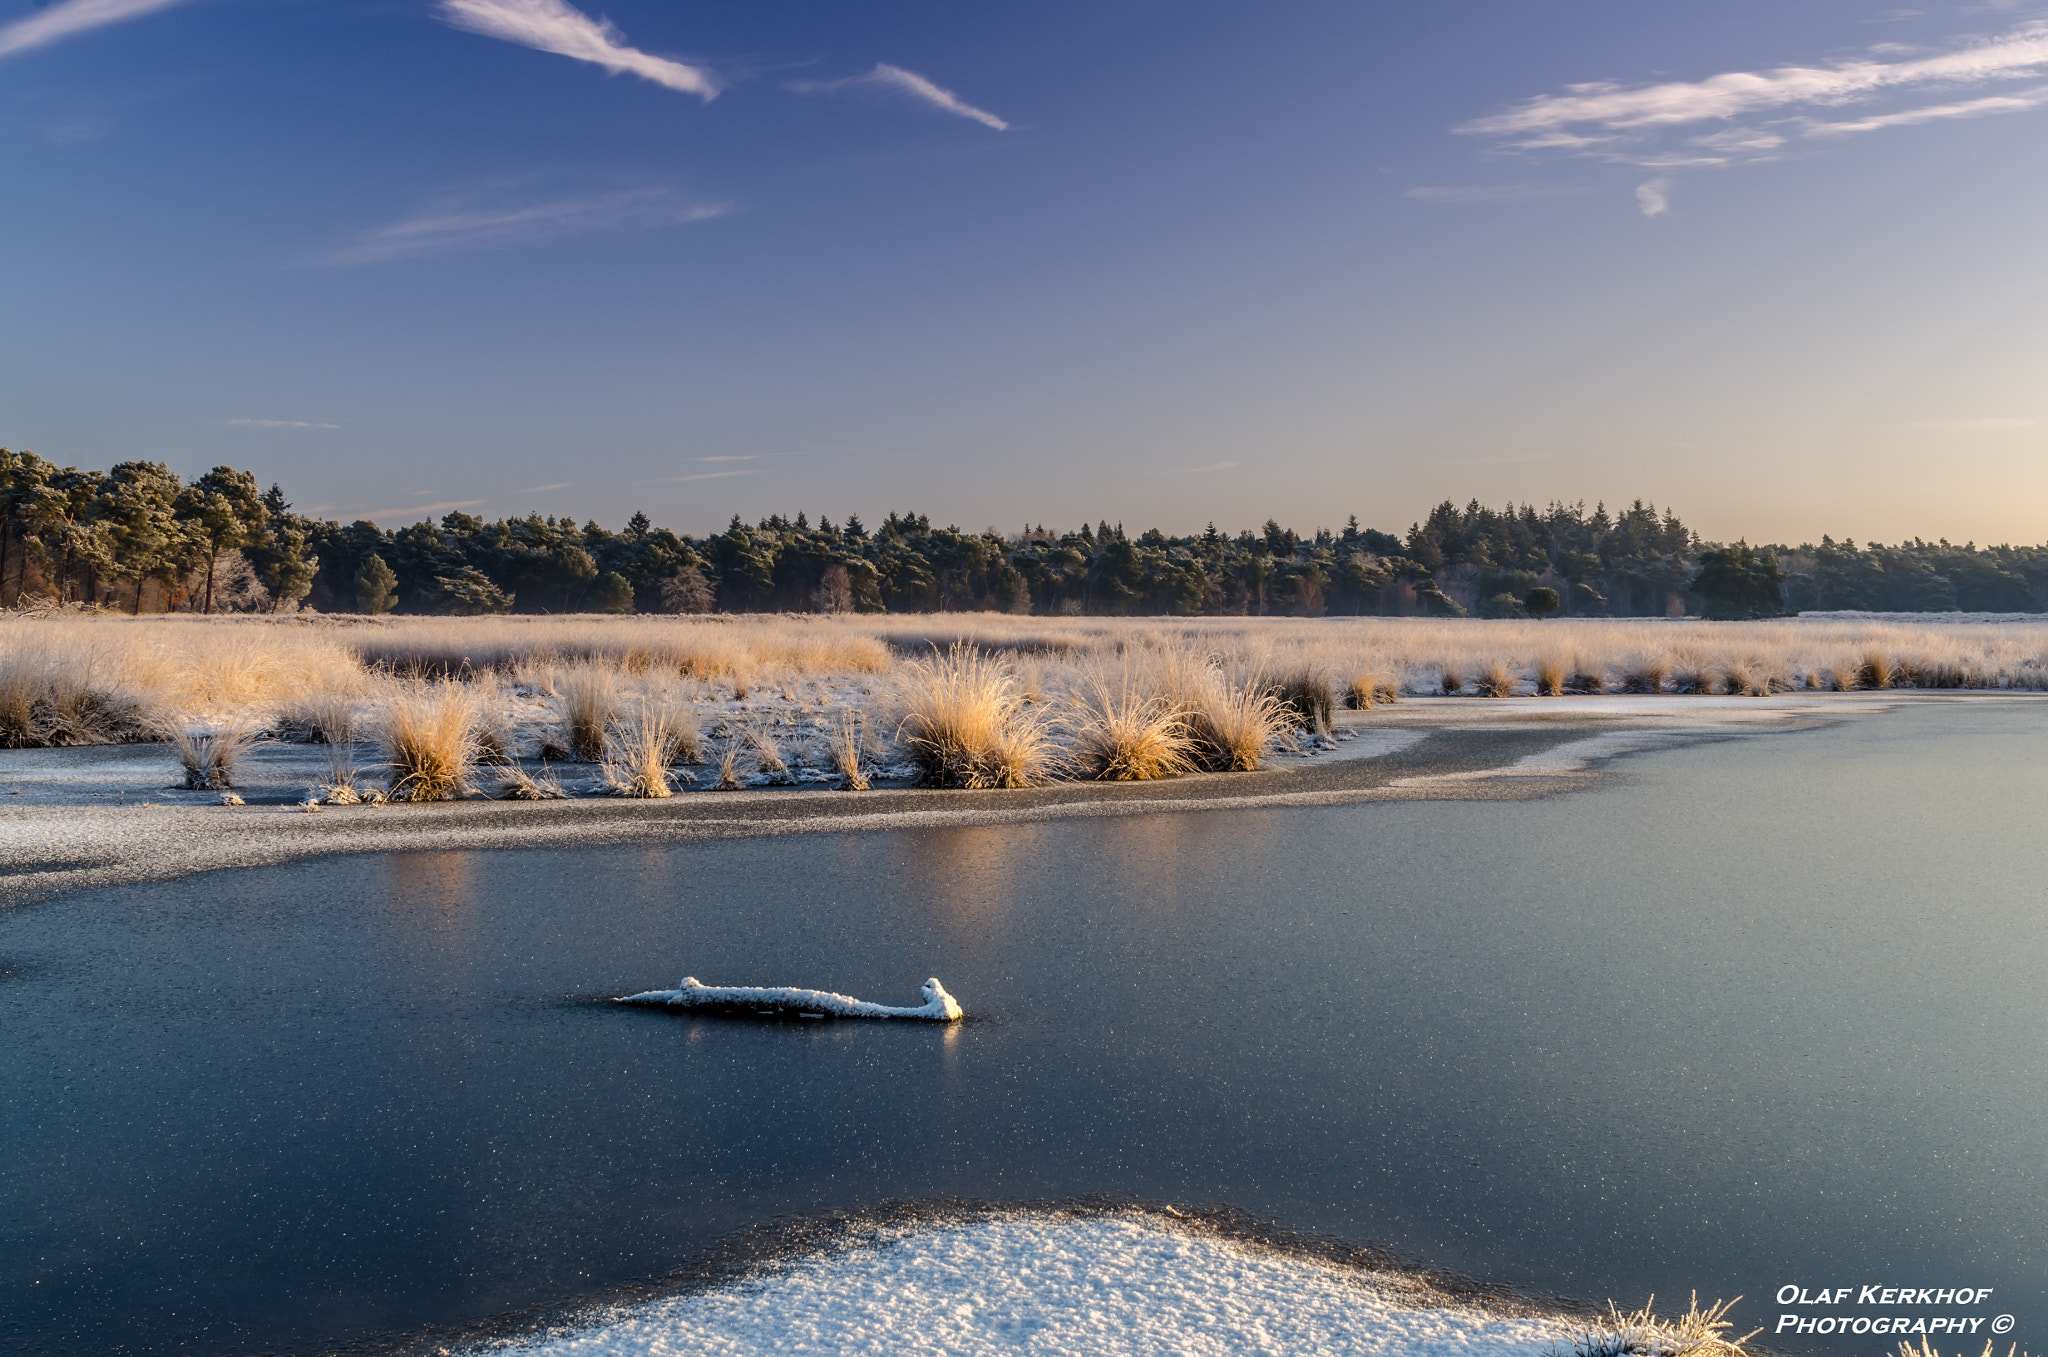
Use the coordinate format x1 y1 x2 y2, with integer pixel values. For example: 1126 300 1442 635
0 653 151 748
558 664 617 762
1566 657 1607 694
1474 659 1516 698
1550 1295 1760 1357
1271 665 1335 733
977 707 1057 788
380 680 480 802
895 642 1048 788
1437 660 1465 696
165 721 260 791
1068 664 1196 781
710 740 748 790
1534 654 1567 697
43 683 151 746
1857 648 1898 690
1668 653 1710 695
1185 667 1289 771
493 764 565 800
602 697 697 798
826 709 871 791
1343 666 1379 710
0 661 41 747
1618 655 1671 694
306 694 357 746
745 723 797 786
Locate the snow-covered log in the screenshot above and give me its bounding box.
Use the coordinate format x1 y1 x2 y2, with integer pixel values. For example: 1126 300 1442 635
617 976 964 1021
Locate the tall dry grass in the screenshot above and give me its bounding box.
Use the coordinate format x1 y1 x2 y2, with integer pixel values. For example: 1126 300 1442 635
1184 666 1290 771
1551 1295 1759 1357
380 680 479 801
1474 659 1516 698
558 664 616 762
601 695 698 798
894 642 1055 788
0 648 152 747
826 708 872 790
9 613 2048 802
164 721 259 791
1067 662 1197 781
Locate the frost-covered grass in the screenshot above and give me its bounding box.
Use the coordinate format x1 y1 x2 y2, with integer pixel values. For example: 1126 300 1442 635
6 613 2048 801
1067 661 1197 781
894 642 1053 788
1548 1295 1760 1357
162 721 258 791
600 696 696 799
379 680 479 801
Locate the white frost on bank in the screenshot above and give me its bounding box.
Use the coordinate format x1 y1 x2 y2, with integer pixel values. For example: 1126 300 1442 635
490 1214 1572 1357
618 976 964 1021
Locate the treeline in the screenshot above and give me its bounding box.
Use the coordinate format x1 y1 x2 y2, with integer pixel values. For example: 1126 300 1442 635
5 447 2047 618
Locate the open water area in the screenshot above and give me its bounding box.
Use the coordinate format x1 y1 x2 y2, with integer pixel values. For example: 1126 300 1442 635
2 700 2042 1354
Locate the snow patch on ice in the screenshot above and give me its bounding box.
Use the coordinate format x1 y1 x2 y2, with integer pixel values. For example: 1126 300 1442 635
488 1214 1571 1357
619 976 964 1021
1394 730 1706 786
1279 728 1427 763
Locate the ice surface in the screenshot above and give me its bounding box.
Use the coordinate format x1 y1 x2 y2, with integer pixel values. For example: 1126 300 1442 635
492 1214 1572 1357
618 976 964 1021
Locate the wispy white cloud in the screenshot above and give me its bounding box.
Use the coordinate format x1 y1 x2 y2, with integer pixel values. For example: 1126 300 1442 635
1804 85 2048 134
1635 177 1672 216
1173 461 1240 474
654 468 769 484
513 481 576 493
320 187 729 265
1405 183 1586 205
789 62 1008 130
1910 416 2036 431
1467 22 2048 140
1458 18 2048 175
0 0 188 61
691 451 816 464
436 0 719 98
226 417 339 429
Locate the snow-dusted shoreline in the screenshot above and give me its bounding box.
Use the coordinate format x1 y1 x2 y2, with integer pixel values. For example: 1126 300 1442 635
0 693 1970 906
479 1210 1586 1357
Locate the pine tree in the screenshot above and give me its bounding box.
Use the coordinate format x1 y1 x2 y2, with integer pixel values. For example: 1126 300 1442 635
355 553 398 614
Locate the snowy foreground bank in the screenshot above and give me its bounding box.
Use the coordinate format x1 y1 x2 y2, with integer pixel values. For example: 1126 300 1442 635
487 1214 1574 1357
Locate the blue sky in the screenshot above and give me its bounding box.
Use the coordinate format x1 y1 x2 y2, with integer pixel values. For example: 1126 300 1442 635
3 0 2045 544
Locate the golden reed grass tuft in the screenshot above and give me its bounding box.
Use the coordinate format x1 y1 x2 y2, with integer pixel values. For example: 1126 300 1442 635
894 642 1053 788
380 680 479 801
1067 662 1197 781
601 696 697 798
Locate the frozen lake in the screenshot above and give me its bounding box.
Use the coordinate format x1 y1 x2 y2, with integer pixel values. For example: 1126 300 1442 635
2 701 2043 1353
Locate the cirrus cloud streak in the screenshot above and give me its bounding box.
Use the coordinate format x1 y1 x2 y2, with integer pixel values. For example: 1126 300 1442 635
1459 19 2048 172
435 0 719 99
319 187 729 265
789 63 1009 130
0 0 189 60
